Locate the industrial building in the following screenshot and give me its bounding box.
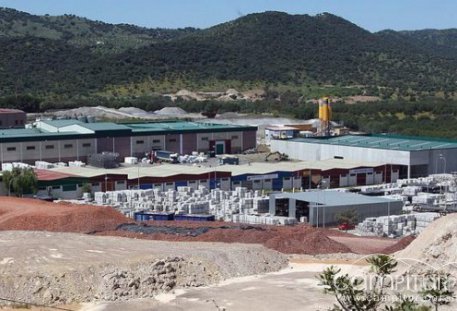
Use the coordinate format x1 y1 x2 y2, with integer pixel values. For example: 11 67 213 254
0 109 26 129
269 191 403 226
26 158 398 199
0 120 256 164
271 134 457 179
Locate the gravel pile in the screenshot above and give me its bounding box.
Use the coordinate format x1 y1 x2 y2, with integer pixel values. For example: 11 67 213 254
0 231 287 306
154 107 187 115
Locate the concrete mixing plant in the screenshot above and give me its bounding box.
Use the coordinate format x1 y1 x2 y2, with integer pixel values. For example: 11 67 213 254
318 97 332 136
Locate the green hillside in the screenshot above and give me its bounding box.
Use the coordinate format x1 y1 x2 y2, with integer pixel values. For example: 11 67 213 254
1 8 457 101
0 7 196 53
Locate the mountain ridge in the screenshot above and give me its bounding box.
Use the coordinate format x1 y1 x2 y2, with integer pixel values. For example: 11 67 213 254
0 8 457 99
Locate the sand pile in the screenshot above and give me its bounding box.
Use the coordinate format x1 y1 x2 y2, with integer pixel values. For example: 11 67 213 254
395 214 457 273
0 197 129 233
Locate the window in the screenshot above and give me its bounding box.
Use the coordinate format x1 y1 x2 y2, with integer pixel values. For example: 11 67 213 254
231 135 239 139
38 186 46 191
254 180 261 184
284 177 291 181
222 178 229 181
117 181 125 185
26 146 35 150
264 179 271 182
52 185 61 189
82 143 91 148
136 140 144 144
45 145 54 150
63 184 77 192
168 138 177 142
14 120 18 125
6 147 16 151
166 182 173 186
152 139 160 143
233 181 241 185
201 137 209 141
64 144 73 149
92 182 100 187
200 179 207 183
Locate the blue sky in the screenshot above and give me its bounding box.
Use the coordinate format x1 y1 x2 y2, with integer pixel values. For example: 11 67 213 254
0 0 456 32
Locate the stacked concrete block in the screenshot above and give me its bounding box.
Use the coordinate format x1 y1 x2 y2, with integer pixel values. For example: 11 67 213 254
91 186 298 224
358 212 441 237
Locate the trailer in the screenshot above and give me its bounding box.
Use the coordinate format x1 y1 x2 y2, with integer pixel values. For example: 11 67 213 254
154 150 179 164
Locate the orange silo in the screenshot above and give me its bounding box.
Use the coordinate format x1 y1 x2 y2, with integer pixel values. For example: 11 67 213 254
321 98 329 122
318 100 324 120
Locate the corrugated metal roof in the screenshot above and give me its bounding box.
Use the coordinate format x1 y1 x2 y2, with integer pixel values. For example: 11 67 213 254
127 121 255 133
34 169 78 181
291 134 457 151
275 191 399 207
48 158 385 180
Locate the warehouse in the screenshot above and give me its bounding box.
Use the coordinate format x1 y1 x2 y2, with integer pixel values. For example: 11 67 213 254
30 158 396 200
0 120 256 164
269 191 403 226
271 134 457 179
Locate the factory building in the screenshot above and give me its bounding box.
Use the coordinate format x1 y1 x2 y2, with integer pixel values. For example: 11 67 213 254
269 191 403 226
0 120 256 164
271 134 457 179
26 159 397 199
0 109 26 129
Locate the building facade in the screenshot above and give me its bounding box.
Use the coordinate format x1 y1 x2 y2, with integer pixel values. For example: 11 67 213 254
0 120 257 164
271 134 457 179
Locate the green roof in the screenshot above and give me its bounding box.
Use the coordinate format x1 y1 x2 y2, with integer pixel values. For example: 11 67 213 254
126 121 256 134
40 120 85 128
0 120 256 143
292 134 457 151
81 122 131 131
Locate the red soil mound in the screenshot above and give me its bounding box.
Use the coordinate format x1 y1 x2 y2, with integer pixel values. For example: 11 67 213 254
0 196 129 233
0 197 389 255
382 235 416 254
97 224 352 255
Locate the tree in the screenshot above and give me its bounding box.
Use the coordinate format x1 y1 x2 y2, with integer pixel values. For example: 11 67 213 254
336 209 359 228
318 255 453 311
420 271 455 311
2 167 37 197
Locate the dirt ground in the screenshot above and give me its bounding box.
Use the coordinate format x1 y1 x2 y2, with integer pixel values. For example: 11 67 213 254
0 197 408 256
0 231 287 307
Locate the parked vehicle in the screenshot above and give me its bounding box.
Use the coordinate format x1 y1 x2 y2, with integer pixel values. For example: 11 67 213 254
154 150 179 163
338 223 355 231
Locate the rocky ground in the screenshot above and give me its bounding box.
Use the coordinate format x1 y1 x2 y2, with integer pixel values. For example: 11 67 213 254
0 231 287 307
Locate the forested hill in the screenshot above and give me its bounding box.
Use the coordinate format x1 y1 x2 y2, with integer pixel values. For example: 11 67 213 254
0 7 197 52
1 8 457 99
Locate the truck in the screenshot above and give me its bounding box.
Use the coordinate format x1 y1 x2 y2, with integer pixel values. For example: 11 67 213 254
154 150 179 164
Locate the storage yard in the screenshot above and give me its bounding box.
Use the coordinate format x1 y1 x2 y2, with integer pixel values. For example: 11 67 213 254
1 111 457 309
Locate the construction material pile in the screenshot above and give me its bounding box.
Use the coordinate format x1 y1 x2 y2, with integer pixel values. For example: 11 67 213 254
357 212 441 237
94 186 296 225
395 213 457 274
